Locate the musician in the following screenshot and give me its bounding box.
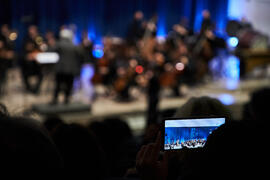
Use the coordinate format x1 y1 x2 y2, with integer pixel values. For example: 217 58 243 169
51 29 83 104
179 17 193 36
200 10 213 34
0 24 15 96
113 48 135 102
80 30 93 63
126 11 144 46
142 14 158 40
169 17 192 43
21 25 43 94
45 31 57 52
0 24 15 51
192 10 226 81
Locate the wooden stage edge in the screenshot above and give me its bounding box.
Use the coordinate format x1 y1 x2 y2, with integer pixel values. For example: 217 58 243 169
32 78 270 126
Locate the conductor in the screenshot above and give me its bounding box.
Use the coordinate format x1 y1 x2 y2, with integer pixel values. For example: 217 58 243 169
51 29 83 104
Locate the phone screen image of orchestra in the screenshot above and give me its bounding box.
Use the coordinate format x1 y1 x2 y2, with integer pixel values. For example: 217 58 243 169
164 118 225 150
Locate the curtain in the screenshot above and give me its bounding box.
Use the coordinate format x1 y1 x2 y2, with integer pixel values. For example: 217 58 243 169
3 0 228 44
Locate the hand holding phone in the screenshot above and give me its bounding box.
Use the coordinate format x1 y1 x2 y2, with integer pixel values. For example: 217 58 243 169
136 132 168 180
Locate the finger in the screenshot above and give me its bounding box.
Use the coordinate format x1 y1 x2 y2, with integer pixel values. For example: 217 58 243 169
159 152 169 179
136 145 148 170
162 151 169 168
151 132 162 161
137 144 155 170
155 131 162 149
136 145 147 162
144 143 155 159
136 145 147 167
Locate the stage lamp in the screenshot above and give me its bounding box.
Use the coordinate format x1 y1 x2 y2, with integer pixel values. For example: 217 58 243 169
227 37 238 48
135 65 144 74
175 62 185 71
92 44 104 58
9 32 18 41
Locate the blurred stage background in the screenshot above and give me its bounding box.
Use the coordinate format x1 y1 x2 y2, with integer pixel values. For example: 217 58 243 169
1 0 270 135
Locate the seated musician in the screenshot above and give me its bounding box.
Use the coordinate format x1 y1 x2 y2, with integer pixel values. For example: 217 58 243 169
21 25 43 94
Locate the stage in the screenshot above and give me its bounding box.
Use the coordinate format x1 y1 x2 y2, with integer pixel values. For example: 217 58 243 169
1 67 269 135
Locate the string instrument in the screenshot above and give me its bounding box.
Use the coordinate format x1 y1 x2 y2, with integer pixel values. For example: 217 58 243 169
159 68 178 88
91 56 110 84
159 39 187 88
191 29 215 80
113 76 128 93
159 60 185 88
139 17 158 62
193 29 214 61
91 39 122 85
113 63 136 93
140 37 156 62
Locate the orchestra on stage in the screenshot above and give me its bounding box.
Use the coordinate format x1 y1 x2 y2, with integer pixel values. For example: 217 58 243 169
0 10 266 103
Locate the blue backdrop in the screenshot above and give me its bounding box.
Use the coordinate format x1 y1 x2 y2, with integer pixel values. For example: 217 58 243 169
0 0 228 44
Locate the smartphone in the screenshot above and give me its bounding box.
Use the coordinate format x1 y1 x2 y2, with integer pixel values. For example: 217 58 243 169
163 117 225 150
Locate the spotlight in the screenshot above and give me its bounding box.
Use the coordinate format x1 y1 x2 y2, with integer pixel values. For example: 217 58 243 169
135 65 144 74
92 44 104 58
227 37 238 48
9 32 17 41
35 36 43 45
175 62 185 71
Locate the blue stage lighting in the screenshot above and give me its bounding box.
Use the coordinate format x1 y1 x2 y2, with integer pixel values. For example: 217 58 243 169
81 64 95 81
218 94 235 105
226 55 240 79
228 0 243 20
157 25 166 38
227 37 239 48
92 44 104 59
225 55 240 90
72 30 81 45
87 29 96 41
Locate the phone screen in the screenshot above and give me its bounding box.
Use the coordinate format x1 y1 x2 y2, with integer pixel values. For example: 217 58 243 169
164 117 225 150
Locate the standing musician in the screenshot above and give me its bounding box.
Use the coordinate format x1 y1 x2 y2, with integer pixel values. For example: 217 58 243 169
191 10 226 81
200 10 213 34
21 25 43 94
193 29 215 81
126 11 144 47
139 14 158 62
80 31 93 64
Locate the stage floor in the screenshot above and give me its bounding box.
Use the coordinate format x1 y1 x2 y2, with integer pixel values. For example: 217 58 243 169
1 68 269 135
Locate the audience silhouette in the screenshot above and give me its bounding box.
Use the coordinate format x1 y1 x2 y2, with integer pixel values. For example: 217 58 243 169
0 88 268 179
